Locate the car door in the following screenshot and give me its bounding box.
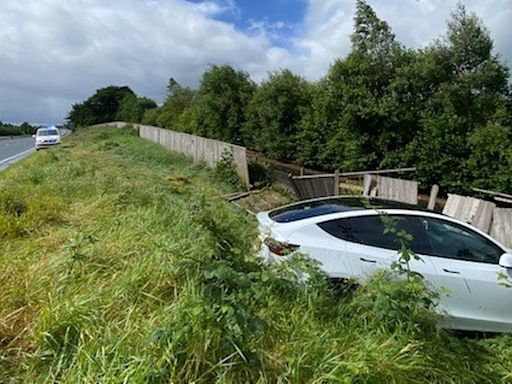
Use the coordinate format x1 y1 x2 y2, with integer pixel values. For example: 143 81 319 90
317 214 438 284
289 223 356 280
419 216 512 332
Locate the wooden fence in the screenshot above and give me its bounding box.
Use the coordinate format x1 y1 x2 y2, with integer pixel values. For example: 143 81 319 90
93 122 250 187
291 174 337 199
291 167 417 203
363 174 418 205
442 194 512 248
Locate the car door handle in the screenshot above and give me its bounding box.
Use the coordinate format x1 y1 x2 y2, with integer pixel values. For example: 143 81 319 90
443 268 461 275
360 257 377 264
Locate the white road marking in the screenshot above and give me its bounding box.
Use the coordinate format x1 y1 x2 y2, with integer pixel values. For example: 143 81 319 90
0 147 35 171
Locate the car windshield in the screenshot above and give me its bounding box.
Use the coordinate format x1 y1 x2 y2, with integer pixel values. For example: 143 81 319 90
37 129 59 136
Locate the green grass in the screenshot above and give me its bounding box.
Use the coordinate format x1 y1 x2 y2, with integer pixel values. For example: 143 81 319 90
1 126 511 383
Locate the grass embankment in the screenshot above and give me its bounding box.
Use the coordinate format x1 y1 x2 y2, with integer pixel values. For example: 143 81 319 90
1 127 511 383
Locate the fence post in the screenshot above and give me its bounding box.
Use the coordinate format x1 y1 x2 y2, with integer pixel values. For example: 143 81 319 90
427 184 439 210
363 174 373 196
333 169 340 196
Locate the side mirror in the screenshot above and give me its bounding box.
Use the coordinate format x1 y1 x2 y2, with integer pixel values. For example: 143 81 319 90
32 134 36 138
499 253 512 269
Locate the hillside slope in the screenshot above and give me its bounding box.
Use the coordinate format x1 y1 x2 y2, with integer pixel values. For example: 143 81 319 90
1 127 511 383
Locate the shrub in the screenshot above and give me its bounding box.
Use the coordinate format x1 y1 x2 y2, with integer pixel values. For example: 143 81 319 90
248 159 271 188
212 150 246 191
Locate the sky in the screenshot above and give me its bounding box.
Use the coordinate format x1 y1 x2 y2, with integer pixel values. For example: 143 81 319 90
1 0 511 125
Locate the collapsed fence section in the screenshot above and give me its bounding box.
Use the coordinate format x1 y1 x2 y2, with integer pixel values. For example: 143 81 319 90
290 167 418 202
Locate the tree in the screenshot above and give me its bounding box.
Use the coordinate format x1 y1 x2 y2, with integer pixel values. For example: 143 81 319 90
67 86 136 126
351 0 400 63
166 77 180 96
466 120 512 192
117 95 157 123
243 69 311 161
142 107 160 126
19 122 32 135
298 0 407 171
156 84 195 131
190 65 255 144
139 78 195 132
402 5 510 190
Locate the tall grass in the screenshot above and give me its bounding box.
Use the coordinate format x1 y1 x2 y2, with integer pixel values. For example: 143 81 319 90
1 127 511 383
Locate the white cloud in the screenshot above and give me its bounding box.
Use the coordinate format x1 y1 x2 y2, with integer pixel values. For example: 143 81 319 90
0 0 290 123
293 0 512 80
0 0 510 124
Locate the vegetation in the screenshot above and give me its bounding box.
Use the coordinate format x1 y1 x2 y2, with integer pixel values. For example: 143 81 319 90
189 65 256 144
142 78 195 133
242 70 312 160
67 1 512 195
1 127 512 383
67 86 156 127
0 121 38 136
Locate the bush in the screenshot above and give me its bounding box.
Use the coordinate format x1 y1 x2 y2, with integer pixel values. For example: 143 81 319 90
212 150 246 191
248 159 271 188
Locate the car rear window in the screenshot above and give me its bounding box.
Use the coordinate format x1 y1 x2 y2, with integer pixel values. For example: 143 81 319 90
37 129 59 136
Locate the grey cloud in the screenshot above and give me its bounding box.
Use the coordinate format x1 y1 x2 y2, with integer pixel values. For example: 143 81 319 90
0 0 510 124
0 0 285 123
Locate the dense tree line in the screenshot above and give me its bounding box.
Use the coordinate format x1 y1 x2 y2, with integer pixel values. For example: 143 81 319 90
67 1 512 194
0 121 38 136
68 86 157 127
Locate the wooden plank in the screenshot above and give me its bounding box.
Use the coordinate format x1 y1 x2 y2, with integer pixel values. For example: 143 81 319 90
427 184 439 210
292 177 334 199
472 199 495 233
494 196 512 205
373 176 418 204
363 174 374 196
227 189 264 202
333 169 340 196
443 194 466 220
490 208 512 248
443 194 496 233
292 166 416 180
473 188 512 200
292 173 337 180
339 167 416 177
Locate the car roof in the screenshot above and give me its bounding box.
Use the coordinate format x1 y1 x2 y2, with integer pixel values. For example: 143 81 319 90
268 196 424 223
37 127 59 131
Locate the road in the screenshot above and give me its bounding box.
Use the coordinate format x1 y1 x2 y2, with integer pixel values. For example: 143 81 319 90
0 136 35 171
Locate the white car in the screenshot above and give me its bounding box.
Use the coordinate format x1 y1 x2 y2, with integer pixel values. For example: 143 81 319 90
34 127 61 150
257 196 512 333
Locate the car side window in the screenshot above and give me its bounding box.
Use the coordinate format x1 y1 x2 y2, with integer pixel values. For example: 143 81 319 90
419 217 503 264
317 215 431 254
318 215 395 249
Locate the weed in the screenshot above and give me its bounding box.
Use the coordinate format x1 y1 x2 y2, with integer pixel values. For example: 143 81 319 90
213 149 246 191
